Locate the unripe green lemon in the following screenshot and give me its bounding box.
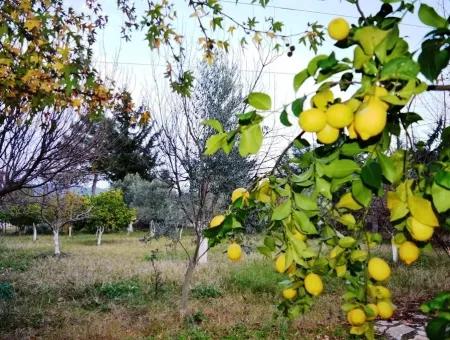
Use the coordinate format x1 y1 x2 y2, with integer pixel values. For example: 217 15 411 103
209 215 225 228
368 257 391 281
377 301 395 319
347 308 366 326
328 17 350 41
316 124 340 144
366 303 379 321
299 108 327 132
282 288 297 300
227 243 242 262
275 254 286 273
326 103 353 128
304 273 323 296
399 241 420 265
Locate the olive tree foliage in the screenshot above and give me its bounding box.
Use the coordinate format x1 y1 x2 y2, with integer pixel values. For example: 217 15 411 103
156 55 258 314
114 173 183 226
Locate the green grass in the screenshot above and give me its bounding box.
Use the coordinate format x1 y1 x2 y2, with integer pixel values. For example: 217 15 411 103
0 232 449 339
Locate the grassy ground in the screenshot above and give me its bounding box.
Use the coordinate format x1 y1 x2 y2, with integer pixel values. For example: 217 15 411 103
0 232 449 339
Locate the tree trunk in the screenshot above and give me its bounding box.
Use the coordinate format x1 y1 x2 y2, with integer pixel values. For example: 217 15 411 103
32 223 37 242
127 222 133 234
96 227 103 246
180 258 196 316
197 237 208 264
391 239 398 263
91 172 98 196
68 225 72 238
53 228 61 256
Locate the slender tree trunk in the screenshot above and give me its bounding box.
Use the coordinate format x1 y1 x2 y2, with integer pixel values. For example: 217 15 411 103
96 227 103 246
68 225 72 238
53 228 61 256
32 223 37 242
127 222 133 234
91 172 98 196
391 239 398 263
180 258 196 316
197 236 208 264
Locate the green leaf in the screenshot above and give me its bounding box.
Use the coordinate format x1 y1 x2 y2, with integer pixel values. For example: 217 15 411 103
338 236 356 248
380 56 420 81
203 119 224 133
204 133 227 155
237 111 257 125
425 317 450 340
294 193 318 211
291 96 306 117
239 124 263 156
435 170 450 189
280 109 292 127
341 142 367 157
353 46 371 70
316 177 332 200
352 180 372 207
323 159 360 179
353 26 389 56
432 182 450 213
271 199 292 220
292 210 318 234
317 52 338 70
293 69 309 92
307 54 328 75
418 40 450 82
418 4 449 28
361 161 382 190
246 92 272 110
377 151 398 184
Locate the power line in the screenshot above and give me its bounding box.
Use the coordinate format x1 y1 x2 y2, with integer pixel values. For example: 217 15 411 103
221 0 429 29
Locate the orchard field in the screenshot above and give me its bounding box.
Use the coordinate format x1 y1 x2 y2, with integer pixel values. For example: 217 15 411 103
1 232 448 339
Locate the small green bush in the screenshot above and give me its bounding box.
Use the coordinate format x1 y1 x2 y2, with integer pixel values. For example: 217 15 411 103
97 279 141 300
0 282 14 300
191 284 222 299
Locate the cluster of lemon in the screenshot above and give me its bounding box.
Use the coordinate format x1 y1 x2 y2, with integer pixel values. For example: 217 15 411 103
274 253 324 300
299 86 389 144
298 17 390 144
347 257 395 328
209 187 251 262
387 181 440 265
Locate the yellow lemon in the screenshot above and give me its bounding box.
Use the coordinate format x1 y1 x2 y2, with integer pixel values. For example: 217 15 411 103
282 288 297 300
375 286 392 299
399 241 420 265
354 97 387 140
347 122 358 139
292 229 307 241
345 98 362 113
231 187 249 203
373 86 389 98
304 273 323 296
311 89 334 110
326 103 354 128
209 215 225 228
336 192 363 211
299 108 327 132
368 257 391 281
317 124 340 144
407 217 434 242
377 301 395 319
366 303 379 320
347 308 366 326
227 243 242 262
275 254 286 273
328 17 350 41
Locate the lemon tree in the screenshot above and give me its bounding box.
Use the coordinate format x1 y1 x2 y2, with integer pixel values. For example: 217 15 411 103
203 1 450 338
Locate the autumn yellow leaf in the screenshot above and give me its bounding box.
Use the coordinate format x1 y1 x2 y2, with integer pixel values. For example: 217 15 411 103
407 195 439 227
